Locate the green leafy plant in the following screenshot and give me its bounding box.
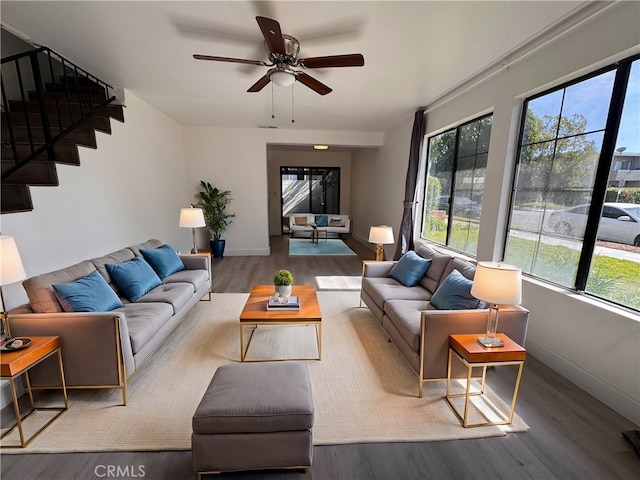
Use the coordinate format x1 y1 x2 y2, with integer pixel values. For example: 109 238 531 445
195 180 236 241
273 269 293 286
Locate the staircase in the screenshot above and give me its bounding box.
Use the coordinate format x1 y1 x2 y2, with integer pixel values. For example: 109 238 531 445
1 47 125 214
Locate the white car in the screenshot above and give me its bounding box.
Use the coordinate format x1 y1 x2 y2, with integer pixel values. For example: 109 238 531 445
547 202 640 247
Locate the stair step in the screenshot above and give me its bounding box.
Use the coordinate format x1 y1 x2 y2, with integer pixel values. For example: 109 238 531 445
28 90 109 104
1 159 59 186
8 100 124 122
1 185 33 214
2 125 97 149
2 111 112 134
45 81 110 95
2 143 80 166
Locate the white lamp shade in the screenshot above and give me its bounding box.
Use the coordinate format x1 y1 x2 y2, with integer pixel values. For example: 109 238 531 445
471 261 522 305
368 226 394 244
179 208 206 228
270 70 296 87
0 235 27 286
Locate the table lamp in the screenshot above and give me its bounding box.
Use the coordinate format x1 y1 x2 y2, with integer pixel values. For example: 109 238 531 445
0 235 27 339
179 206 206 254
471 261 522 347
368 226 394 261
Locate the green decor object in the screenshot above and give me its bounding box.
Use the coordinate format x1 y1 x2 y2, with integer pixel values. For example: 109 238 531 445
274 269 293 286
273 269 293 301
195 180 236 258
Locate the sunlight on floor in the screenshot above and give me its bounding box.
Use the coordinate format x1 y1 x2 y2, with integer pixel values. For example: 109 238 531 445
315 275 362 290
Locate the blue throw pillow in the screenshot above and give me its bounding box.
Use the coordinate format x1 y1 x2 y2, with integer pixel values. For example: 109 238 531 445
430 269 482 310
140 244 185 280
53 270 123 312
389 251 432 287
106 257 162 302
315 215 329 227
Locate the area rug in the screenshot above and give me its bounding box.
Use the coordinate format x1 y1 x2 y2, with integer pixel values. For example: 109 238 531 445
289 238 356 256
1 291 528 453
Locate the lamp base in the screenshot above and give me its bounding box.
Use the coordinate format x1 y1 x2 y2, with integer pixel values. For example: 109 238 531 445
477 336 504 348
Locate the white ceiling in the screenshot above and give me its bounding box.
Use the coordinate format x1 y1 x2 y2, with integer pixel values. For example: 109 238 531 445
1 1 585 133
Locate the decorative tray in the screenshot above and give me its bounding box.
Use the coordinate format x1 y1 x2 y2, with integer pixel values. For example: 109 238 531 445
1 338 32 351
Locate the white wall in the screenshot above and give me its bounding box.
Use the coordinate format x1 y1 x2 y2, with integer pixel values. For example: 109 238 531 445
0 90 189 309
182 127 383 255
416 2 640 424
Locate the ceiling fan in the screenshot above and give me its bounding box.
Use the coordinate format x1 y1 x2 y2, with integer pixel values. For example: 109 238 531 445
193 16 364 95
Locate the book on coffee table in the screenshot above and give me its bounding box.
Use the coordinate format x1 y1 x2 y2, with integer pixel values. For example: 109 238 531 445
267 295 300 311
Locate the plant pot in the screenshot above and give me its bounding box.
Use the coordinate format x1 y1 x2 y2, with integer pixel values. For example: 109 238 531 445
210 239 226 259
274 284 292 303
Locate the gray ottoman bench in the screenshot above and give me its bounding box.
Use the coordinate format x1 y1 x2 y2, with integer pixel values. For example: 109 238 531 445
191 362 314 477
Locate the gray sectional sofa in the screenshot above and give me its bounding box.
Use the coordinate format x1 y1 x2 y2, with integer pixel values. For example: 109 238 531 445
360 243 529 397
8 239 211 405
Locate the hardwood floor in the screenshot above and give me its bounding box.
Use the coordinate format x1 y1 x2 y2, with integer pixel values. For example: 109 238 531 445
2 235 638 480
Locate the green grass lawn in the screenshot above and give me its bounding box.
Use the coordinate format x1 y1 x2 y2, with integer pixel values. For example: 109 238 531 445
423 222 640 310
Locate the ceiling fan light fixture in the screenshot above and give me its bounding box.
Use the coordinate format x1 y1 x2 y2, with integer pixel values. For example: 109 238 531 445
270 69 296 87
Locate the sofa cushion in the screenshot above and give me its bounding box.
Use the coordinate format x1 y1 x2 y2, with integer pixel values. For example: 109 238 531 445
140 244 185 280
314 215 329 227
127 239 163 258
294 216 308 226
430 269 481 310
415 245 453 294
362 277 431 307
52 270 123 312
163 269 209 292
384 300 431 352
106 257 162 302
22 260 97 313
115 302 174 354
389 251 432 287
329 217 344 227
136 282 194 314
91 248 136 290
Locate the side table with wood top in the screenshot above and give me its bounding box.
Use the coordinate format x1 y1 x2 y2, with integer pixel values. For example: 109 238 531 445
446 333 526 428
1 336 68 447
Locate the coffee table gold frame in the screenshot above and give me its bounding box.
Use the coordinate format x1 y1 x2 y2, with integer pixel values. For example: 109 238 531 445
239 285 322 362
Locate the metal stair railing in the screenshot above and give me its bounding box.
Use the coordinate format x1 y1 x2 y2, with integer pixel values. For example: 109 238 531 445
1 46 117 181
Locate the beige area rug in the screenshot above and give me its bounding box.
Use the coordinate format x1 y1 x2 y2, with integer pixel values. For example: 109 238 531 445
1 291 528 453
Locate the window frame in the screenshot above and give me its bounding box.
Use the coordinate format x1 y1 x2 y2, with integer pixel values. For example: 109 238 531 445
420 113 492 256
506 54 638 306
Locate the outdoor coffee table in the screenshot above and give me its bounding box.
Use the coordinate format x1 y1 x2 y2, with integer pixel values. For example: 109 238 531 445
239 285 322 362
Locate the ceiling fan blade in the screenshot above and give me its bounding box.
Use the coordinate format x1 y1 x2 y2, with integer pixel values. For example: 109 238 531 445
193 54 266 66
299 54 365 69
247 75 271 92
296 73 332 95
256 16 286 56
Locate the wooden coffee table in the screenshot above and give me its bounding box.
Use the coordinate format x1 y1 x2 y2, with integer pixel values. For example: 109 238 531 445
239 285 322 362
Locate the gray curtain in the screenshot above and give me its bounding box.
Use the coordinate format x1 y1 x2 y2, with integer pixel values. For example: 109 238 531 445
394 108 426 260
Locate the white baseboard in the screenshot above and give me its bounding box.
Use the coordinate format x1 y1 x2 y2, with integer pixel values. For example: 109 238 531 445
526 338 640 426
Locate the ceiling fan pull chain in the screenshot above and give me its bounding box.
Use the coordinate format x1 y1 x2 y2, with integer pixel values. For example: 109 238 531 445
291 83 295 123
271 83 275 119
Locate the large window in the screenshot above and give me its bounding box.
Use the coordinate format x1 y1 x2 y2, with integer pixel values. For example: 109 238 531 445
505 55 640 311
421 114 491 256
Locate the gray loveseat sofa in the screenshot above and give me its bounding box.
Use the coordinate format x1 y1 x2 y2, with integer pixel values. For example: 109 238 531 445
360 243 529 397
8 239 211 405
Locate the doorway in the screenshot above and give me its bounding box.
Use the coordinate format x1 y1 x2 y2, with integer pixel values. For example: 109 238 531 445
280 166 340 233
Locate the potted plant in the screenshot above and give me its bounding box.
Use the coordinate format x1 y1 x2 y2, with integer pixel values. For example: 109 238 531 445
273 269 293 302
195 180 235 258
